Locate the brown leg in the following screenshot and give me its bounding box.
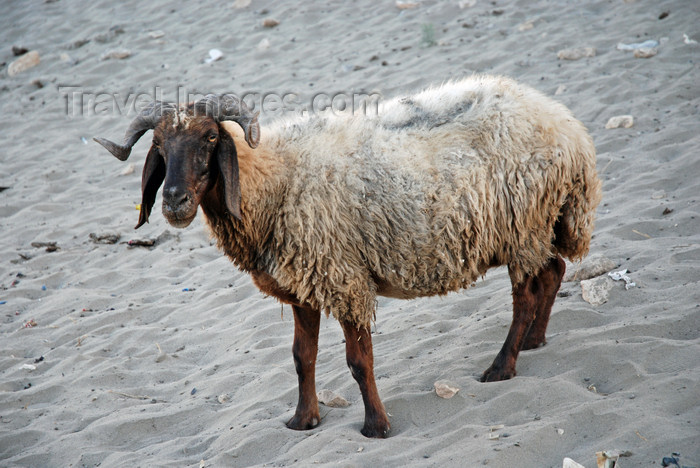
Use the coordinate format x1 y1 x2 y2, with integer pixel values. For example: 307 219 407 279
481 270 543 382
286 305 321 430
340 320 390 438
521 255 565 350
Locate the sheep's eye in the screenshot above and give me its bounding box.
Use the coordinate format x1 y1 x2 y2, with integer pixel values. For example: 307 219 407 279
207 134 217 143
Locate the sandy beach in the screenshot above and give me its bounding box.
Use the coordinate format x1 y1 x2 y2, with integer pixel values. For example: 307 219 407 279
1 0 699 466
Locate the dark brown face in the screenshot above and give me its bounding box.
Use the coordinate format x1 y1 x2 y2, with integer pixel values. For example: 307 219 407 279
152 115 220 228
95 95 254 229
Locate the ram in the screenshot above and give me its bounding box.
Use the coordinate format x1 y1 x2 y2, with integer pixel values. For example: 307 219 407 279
95 75 602 438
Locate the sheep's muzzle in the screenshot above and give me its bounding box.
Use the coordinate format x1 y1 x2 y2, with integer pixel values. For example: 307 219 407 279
162 184 198 228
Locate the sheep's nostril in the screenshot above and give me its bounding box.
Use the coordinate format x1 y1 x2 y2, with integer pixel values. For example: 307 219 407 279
165 186 190 209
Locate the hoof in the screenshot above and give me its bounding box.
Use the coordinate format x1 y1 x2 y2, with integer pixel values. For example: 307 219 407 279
361 421 391 438
480 366 516 383
286 413 320 431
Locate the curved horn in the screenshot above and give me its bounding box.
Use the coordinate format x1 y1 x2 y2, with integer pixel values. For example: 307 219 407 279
94 101 176 161
195 94 260 148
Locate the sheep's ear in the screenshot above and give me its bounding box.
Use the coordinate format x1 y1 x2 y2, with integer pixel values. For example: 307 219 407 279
135 144 166 229
215 126 242 220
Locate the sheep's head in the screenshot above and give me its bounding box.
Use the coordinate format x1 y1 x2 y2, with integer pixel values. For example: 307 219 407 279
94 95 260 229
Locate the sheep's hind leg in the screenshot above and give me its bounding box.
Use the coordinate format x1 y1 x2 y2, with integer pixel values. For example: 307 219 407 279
480 270 543 382
287 305 321 430
521 255 565 350
340 320 391 438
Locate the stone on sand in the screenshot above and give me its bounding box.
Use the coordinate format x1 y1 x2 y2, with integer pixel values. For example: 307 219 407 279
434 380 460 399
557 47 596 60
317 389 350 407
564 255 617 282
581 276 614 306
605 115 634 129
8 50 40 76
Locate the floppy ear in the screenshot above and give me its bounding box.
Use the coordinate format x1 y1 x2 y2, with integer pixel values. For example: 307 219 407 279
215 126 242 220
135 144 166 229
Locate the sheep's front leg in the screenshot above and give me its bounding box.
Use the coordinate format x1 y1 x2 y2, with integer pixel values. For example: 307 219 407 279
287 305 321 430
340 320 390 438
481 272 543 382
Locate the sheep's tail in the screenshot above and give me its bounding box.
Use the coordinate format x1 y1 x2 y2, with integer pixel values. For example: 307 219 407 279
553 140 602 261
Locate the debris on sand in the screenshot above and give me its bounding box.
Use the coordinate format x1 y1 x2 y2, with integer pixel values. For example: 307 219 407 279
557 47 596 60
581 276 614 306
318 389 350 407
8 50 40 76
434 380 460 399
605 115 634 129
262 18 280 28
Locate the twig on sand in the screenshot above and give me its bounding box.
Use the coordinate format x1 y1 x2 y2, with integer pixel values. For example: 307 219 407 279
108 390 166 403
599 158 614 174
632 229 651 239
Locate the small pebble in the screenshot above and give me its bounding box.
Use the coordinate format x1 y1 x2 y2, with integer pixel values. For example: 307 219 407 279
60 53 78 65
12 46 29 56
128 238 155 247
257 38 271 51
262 18 280 28
89 233 120 244
8 50 40 76
318 389 350 407
100 49 131 61
634 47 657 58
605 115 634 129
557 47 596 60
518 21 534 32
68 38 90 49
94 26 124 43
